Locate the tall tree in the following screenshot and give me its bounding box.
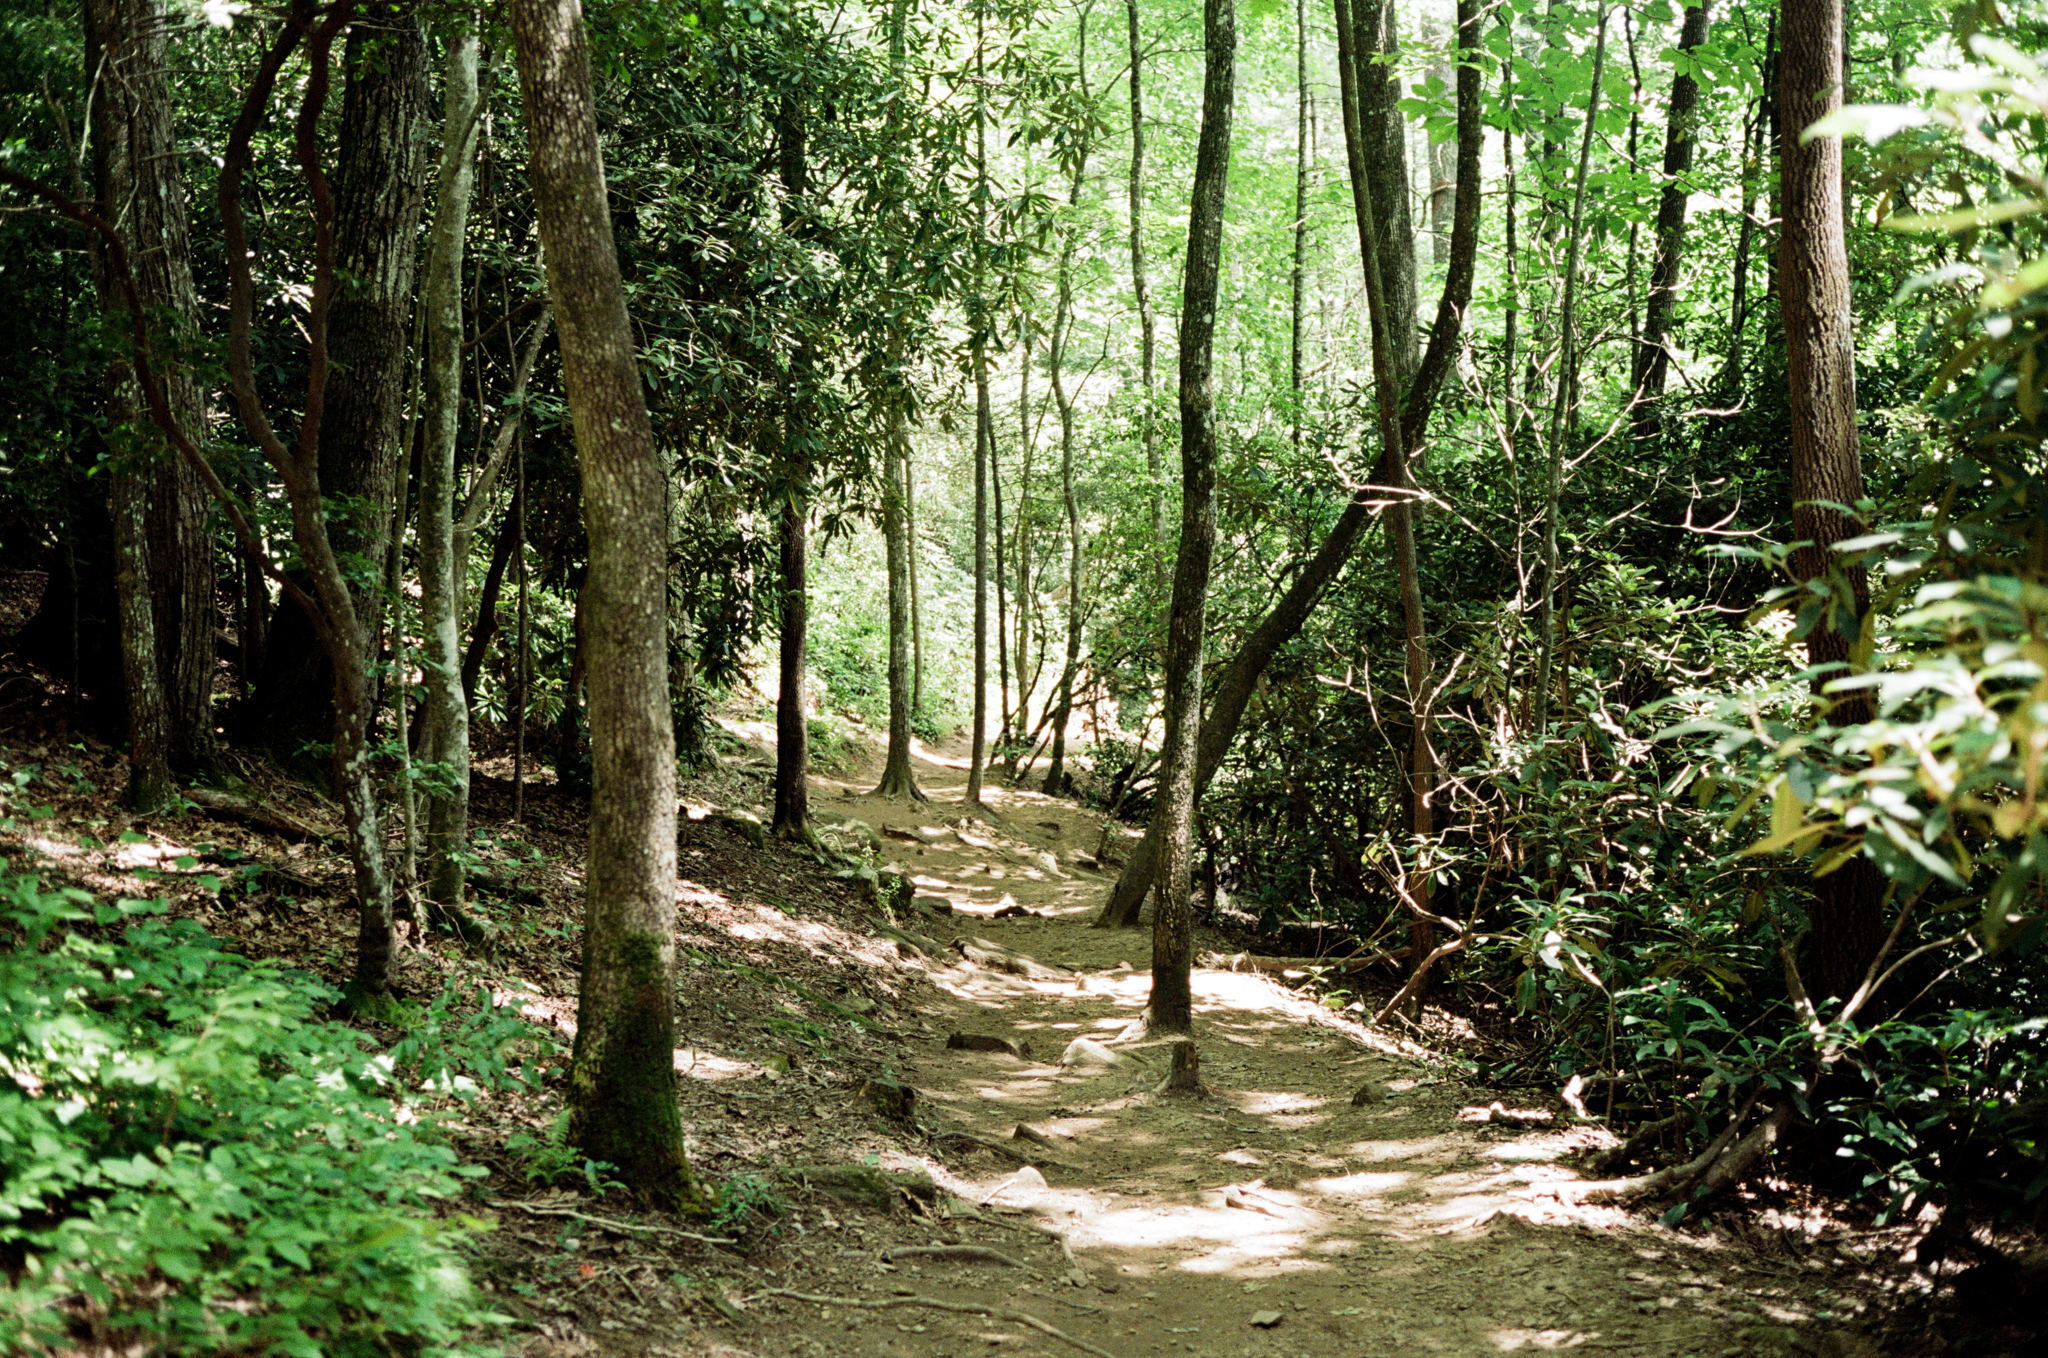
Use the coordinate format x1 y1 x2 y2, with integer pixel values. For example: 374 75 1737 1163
966 4 993 809
84 0 194 811
1150 0 1235 1037
872 0 924 803
417 15 482 925
772 96 816 845
1127 0 1163 586
1779 0 1882 999
511 0 708 1209
1630 2 1712 438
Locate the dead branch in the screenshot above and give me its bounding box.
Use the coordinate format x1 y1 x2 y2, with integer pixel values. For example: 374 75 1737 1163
756 1289 1119 1358
486 1199 734 1246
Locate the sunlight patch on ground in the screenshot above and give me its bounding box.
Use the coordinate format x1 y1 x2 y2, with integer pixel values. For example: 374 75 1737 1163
674 1048 772 1081
1487 1328 1601 1350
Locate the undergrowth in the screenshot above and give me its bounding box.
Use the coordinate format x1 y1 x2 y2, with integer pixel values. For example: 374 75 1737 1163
0 868 537 1356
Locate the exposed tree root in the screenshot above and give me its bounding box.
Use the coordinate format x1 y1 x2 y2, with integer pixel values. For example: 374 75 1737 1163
756 1289 1120 1358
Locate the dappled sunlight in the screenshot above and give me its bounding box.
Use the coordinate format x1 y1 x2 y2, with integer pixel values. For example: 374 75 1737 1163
674 1047 772 1081
1486 1328 1602 1350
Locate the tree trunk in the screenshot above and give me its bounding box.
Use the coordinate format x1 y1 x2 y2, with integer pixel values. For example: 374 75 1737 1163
511 0 708 1211
252 4 429 759
1127 0 1164 589
1350 0 1418 377
1044 156 1089 799
1532 9 1608 738
86 0 216 784
873 402 925 800
967 12 992 810
1779 0 1882 1000
1291 0 1312 452
1631 2 1712 438
1336 0 1436 992
773 97 814 843
1097 0 1482 929
1150 0 1235 1037
418 18 481 920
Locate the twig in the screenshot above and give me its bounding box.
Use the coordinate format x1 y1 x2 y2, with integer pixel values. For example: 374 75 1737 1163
755 1289 1119 1358
486 1199 734 1246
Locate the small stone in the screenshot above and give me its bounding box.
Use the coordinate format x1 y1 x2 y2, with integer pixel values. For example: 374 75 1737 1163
1059 1037 1125 1068
1248 1310 1283 1329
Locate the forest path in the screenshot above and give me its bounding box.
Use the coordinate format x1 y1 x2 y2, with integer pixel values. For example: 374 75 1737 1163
724 739 1892 1358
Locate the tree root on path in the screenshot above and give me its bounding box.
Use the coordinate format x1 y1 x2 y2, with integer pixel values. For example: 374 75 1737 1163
1559 1097 1794 1209
754 1289 1120 1358
881 1244 1032 1269
487 1198 735 1246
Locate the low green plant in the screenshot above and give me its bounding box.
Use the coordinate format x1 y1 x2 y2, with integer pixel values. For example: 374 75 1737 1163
505 1109 621 1196
0 870 504 1356
708 1172 787 1244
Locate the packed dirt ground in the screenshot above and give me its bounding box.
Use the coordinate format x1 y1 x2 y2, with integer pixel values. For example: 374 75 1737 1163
0 665 2031 1357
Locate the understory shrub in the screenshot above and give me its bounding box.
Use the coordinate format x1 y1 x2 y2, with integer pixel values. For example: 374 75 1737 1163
0 871 506 1356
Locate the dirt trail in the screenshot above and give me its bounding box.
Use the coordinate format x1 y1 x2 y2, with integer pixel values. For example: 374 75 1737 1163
705 741 1901 1358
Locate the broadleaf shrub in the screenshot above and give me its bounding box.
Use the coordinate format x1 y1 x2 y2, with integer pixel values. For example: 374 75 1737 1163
0 870 502 1356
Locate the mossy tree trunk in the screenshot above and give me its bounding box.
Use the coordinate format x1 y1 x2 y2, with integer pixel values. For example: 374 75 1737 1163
512 0 708 1210
419 18 481 924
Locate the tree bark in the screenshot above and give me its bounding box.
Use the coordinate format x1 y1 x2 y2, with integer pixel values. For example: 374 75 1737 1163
1044 155 1089 798
252 3 429 758
1349 0 1418 377
1779 0 1882 1000
95 0 218 778
1291 0 1312 452
512 0 708 1211
1150 0 1235 1037
84 0 188 810
1631 2 1712 438
419 17 481 920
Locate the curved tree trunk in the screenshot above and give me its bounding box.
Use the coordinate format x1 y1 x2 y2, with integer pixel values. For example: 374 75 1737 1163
1097 0 1482 929
512 0 708 1211
1149 0 1235 1037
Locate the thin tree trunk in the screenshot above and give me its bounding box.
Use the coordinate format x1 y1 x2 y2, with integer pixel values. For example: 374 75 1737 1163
994 387 1012 752
419 17 481 922
1127 0 1163 590
873 0 924 803
1150 0 1235 1038
967 8 992 809
1631 2 1712 438
1291 0 1312 452
1532 8 1608 737
1780 0 1882 999
873 402 925 799
773 98 814 844
1045 152 1090 798
511 0 708 1210
1336 0 1435 993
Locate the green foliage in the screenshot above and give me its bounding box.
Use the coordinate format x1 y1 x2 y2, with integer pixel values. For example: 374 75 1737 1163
505 1111 621 1197
0 871 504 1356
707 1172 788 1246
